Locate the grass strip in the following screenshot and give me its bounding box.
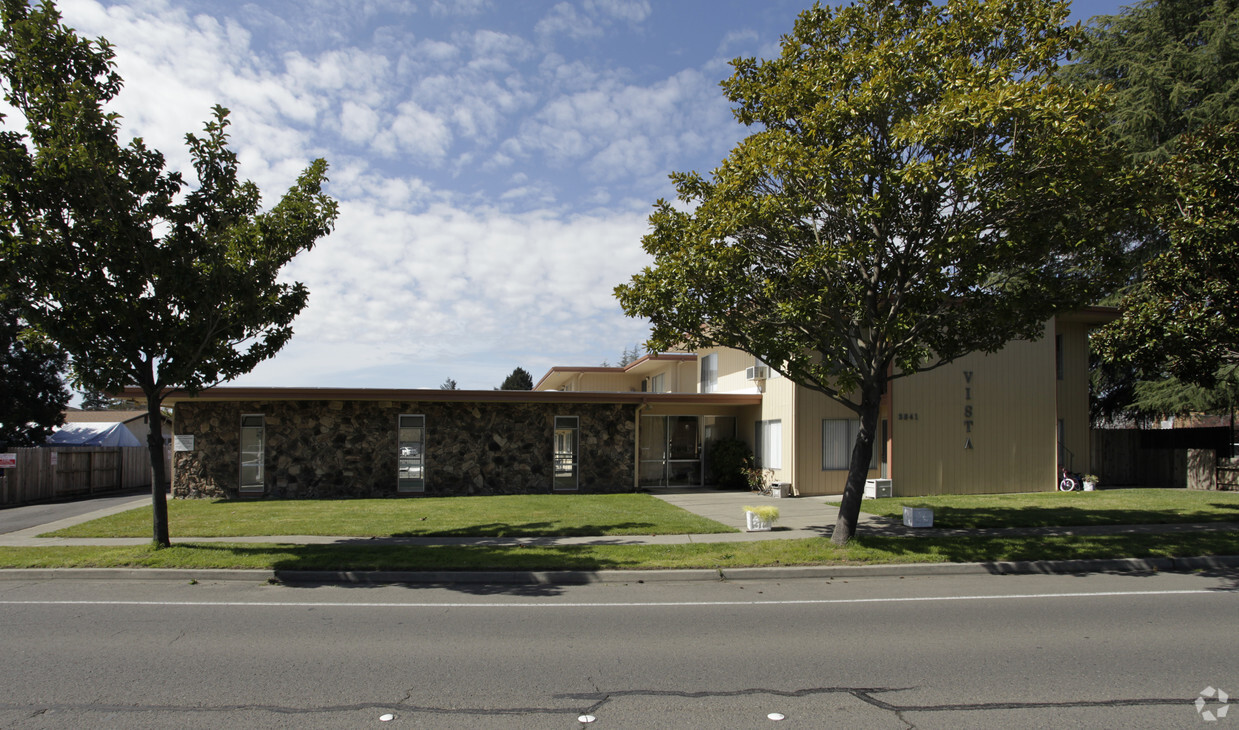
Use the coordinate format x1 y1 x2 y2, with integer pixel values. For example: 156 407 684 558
3 532 1236 572
43 493 736 539
862 489 1239 529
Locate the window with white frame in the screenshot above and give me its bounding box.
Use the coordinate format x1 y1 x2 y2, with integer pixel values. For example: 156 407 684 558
239 414 265 493
553 416 579 490
754 419 782 469
700 353 718 393
398 414 425 493
649 372 665 393
822 419 877 470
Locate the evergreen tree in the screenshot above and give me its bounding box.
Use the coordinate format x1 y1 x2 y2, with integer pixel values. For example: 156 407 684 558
499 367 533 390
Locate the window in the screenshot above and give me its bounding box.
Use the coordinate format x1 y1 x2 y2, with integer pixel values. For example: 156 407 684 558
755 356 778 379
1056 334 1064 380
700 353 718 393
649 372 665 393
822 419 878 471
239 414 265 493
554 416 579 490
398 414 425 493
754 419 782 469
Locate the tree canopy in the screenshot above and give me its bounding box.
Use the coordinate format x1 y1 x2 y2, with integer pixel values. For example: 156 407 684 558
1094 122 1239 397
0 288 68 446
1064 0 1239 423
499 367 534 391
0 0 338 544
1062 0 1239 165
615 0 1127 543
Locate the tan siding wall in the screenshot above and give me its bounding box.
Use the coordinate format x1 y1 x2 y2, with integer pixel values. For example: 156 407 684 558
793 389 882 496
574 372 639 392
1055 320 1092 474
890 321 1057 496
750 376 795 483
709 348 762 394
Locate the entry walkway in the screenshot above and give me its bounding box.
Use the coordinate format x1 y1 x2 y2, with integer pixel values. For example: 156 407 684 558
0 488 1236 548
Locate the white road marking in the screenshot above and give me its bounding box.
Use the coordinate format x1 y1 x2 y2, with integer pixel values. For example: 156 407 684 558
0 589 1225 609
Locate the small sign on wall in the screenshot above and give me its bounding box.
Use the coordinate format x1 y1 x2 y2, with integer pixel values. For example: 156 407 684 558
173 435 195 452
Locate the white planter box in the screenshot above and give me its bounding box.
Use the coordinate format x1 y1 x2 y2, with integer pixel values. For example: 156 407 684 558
1083 481 1096 491
903 507 933 528
864 479 892 499
745 511 773 532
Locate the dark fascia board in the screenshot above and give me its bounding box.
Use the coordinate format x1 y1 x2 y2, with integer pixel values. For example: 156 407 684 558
120 386 762 408
1056 306 1120 325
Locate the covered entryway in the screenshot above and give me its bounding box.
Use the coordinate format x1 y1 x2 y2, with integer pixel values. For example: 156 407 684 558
639 415 739 488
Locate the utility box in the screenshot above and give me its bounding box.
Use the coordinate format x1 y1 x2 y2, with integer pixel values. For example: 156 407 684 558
770 482 791 498
903 507 934 528
864 479 892 499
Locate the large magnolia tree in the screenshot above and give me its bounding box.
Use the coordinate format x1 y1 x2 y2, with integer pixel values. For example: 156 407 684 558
616 0 1128 544
0 1 338 545
1095 123 1239 396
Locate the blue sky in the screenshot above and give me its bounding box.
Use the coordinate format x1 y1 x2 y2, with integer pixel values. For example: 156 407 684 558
54 0 1130 391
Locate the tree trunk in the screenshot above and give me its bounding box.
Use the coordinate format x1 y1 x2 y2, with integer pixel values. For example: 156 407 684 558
143 391 171 547
831 381 883 546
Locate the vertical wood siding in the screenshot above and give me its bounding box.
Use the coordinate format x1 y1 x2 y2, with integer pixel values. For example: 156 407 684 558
890 320 1057 496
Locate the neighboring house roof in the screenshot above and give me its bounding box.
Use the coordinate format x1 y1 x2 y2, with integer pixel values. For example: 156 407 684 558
64 409 167 425
46 422 143 447
119 386 761 407
535 353 697 391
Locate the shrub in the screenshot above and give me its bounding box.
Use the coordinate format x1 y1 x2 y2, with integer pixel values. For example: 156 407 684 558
706 438 753 489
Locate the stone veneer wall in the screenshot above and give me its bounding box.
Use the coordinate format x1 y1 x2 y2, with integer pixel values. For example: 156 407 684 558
172 399 637 499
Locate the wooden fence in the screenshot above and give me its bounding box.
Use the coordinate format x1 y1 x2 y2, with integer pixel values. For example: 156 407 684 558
0 447 157 507
1092 428 1237 490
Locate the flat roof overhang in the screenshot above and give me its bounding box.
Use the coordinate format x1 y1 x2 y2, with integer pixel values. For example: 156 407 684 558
534 353 697 391
121 386 762 408
1056 306 1121 325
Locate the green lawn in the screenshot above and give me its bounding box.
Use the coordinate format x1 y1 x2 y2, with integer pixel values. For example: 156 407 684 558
42 493 736 539
861 488 1239 529
12 487 1238 573
2 532 1236 571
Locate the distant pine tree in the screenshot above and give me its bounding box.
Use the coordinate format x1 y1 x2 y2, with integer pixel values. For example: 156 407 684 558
499 367 533 390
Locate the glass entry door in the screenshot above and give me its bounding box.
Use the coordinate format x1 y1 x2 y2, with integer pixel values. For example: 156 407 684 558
639 415 701 487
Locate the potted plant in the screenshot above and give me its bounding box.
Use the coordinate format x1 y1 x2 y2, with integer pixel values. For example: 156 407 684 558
1083 474 1099 491
743 504 779 531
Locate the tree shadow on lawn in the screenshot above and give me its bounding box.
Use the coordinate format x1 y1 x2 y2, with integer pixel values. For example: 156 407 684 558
389 521 660 538
889 503 1239 529
181 541 675 597
855 532 1239 587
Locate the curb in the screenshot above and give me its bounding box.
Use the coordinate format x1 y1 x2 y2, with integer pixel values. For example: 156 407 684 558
2 555 1237 585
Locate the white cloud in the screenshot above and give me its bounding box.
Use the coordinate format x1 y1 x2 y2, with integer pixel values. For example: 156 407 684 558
535 2 601 40
585 0 652 23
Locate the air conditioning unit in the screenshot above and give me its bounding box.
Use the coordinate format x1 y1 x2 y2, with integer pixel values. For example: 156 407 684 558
745 365 769 380
864 479 893 499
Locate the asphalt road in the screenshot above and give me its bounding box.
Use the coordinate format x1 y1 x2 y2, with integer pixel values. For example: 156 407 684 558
0 570 1235 728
